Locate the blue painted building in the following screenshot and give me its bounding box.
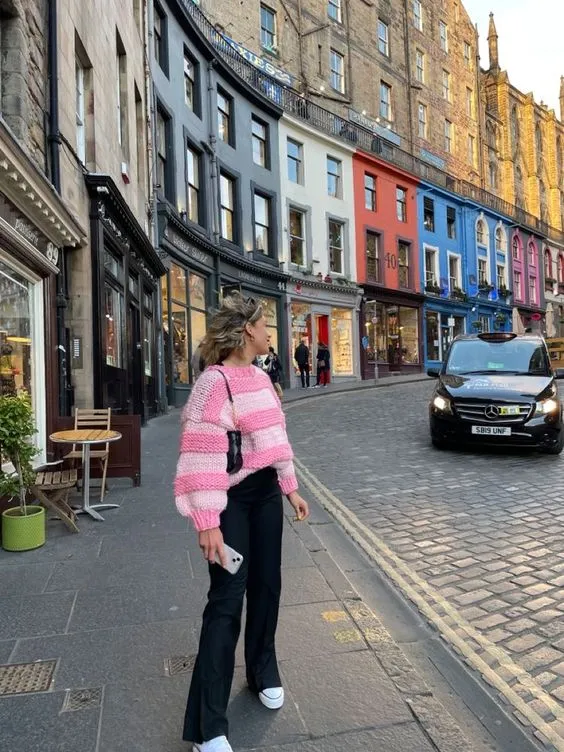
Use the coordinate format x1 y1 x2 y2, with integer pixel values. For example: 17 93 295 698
418 184 513 369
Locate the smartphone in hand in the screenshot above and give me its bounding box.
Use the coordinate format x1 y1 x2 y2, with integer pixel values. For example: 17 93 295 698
214 543 244 575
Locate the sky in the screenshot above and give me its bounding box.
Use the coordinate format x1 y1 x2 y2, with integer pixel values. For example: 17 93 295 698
463 0 562 116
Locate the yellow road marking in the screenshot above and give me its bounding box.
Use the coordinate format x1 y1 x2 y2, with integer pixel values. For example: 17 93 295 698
295 457 564 750
321 610 348 623
333 628 363 643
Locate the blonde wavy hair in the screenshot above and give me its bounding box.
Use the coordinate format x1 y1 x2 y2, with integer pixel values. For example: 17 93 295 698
199 293 264 367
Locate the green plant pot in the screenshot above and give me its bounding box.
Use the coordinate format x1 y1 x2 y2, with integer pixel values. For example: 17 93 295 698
1 505 46 552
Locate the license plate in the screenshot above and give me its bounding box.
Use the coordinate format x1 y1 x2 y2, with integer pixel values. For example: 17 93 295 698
471 426 512 436
499 405 520 416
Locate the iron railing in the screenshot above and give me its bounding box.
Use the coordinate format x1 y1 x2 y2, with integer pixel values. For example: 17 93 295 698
180 0 564 246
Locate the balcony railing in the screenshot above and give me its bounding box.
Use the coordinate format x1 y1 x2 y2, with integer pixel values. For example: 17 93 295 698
180 0 564 246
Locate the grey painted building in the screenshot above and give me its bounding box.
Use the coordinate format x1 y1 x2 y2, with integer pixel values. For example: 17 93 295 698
150 0 288 407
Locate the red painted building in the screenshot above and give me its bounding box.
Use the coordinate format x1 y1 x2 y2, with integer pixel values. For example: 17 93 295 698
353 152 423 378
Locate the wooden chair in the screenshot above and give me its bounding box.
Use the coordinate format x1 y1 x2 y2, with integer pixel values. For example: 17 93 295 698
64 408 112 501
33 466 80 533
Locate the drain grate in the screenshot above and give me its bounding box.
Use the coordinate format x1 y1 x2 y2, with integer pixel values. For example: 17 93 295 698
164 655 197 676
62 687 103 712
0 660 57 696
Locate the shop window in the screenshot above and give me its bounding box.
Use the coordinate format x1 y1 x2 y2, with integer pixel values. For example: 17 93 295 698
423 197 434 232
104 250 124 282
254 192 272 255
364 174 377 211
400 307 419 363
479 315 490 333
104 284 124 368
186 144 200 224
259 296 278 351
328 219 344 274
366 231 380 282
396 187 407 222
327 156 341 198
252 117 269 168
287 138 303 183
447 207 456 239
331 309 353 375
291 303 312 367
217 88 234 145
398 241 410 288
289 208 306 266
426 311 440 361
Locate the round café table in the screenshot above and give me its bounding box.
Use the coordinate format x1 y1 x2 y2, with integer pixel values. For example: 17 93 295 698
50 429 122 521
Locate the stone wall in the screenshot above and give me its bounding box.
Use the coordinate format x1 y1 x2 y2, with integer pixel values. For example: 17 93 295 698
0 0 47 171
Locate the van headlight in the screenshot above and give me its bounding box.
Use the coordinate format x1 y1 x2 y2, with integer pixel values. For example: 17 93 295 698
433 395 453 414
535 398 560 416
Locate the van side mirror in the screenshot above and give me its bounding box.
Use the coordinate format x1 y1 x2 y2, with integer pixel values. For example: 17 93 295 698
427 368 440 378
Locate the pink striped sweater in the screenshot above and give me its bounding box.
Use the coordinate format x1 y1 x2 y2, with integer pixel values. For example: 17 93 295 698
174 364 298 531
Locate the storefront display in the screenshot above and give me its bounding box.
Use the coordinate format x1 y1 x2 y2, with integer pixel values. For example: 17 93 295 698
425 309 466 364
260 296 278 351
331 309 353 375
364 301 420 369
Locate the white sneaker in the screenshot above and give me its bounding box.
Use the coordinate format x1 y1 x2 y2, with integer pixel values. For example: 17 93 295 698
193 736 233 752
258 687 284 709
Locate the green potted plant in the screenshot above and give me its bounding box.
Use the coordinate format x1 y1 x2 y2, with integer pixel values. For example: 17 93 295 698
0 392 44 551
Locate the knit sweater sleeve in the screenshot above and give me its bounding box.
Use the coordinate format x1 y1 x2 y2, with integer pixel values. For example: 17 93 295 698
263 376 299 496
174 370 229 532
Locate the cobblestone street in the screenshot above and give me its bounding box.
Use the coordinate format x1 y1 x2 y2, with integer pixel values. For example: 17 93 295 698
286 382 564 747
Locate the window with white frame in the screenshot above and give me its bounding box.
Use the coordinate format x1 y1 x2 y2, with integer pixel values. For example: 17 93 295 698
328 219 344 274
396 187 407 222
398 241 411 288
442 70 451 101
439 21 448 52
254 193 271 254
529 276 537 305
476 219 487 245
328 0 342 22
186 145 200 224
75 60 86 163
184 51 196 111
478 315 490 333
220 172 235 241
415 49 425 83
424 246 438 286
380 81 392 121
418 103 427 139
464 41 471 67
289 208 306 266
449 254 461 290
423 197 434 231
512 235 520 260
496 263 506 290
327 156 341 198
287 138 303 183
252 117 268 167
378 20 389 56
513 269 522 298
364 174 377 211
413 0 422 31
495 226 506 252
528 241 536 266
330 49 345 93
260 4 277 51
478 257 488 285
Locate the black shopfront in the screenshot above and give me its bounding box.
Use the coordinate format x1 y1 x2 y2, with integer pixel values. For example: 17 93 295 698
158 205 288 406
86 175 165 422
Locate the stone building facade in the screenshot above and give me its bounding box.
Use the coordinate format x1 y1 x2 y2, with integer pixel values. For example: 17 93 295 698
56 0 165 419
481 14 564 236
0 0 85 461
198 0 482 185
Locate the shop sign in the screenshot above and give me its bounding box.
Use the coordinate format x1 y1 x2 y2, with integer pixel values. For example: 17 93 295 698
165 229 213 268
0 197 58 263
238 270 263 286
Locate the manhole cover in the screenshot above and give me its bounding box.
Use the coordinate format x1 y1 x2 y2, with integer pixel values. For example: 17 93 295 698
0 660 57 696
62 687 103 712
164 655 197 676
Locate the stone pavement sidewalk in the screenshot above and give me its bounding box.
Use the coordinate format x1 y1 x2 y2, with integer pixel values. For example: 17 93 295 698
0 408 468 752
283 372 430 404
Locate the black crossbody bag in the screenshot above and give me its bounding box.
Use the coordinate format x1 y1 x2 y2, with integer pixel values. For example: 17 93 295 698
216 369 243 475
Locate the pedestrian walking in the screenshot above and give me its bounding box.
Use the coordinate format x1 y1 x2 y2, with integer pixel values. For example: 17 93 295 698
294 338 310 388
264 346 283 399
174 293 310 752
316 342 331 387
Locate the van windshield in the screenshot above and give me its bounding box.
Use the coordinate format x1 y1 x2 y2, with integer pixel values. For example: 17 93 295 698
445 339 551 376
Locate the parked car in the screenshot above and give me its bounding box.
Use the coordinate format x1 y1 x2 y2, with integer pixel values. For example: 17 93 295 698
428 332 564 454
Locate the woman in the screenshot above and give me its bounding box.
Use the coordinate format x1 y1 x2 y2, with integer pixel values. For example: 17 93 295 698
174 294 309 752
264 346 283 399
316 342 331 387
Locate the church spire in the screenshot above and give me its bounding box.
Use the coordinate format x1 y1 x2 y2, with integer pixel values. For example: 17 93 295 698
488 12 499 72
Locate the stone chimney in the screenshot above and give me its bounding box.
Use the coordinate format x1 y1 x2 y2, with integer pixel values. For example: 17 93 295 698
488 12 499 72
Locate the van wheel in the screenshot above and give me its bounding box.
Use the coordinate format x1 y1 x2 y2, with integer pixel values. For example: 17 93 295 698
543 434 564 455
